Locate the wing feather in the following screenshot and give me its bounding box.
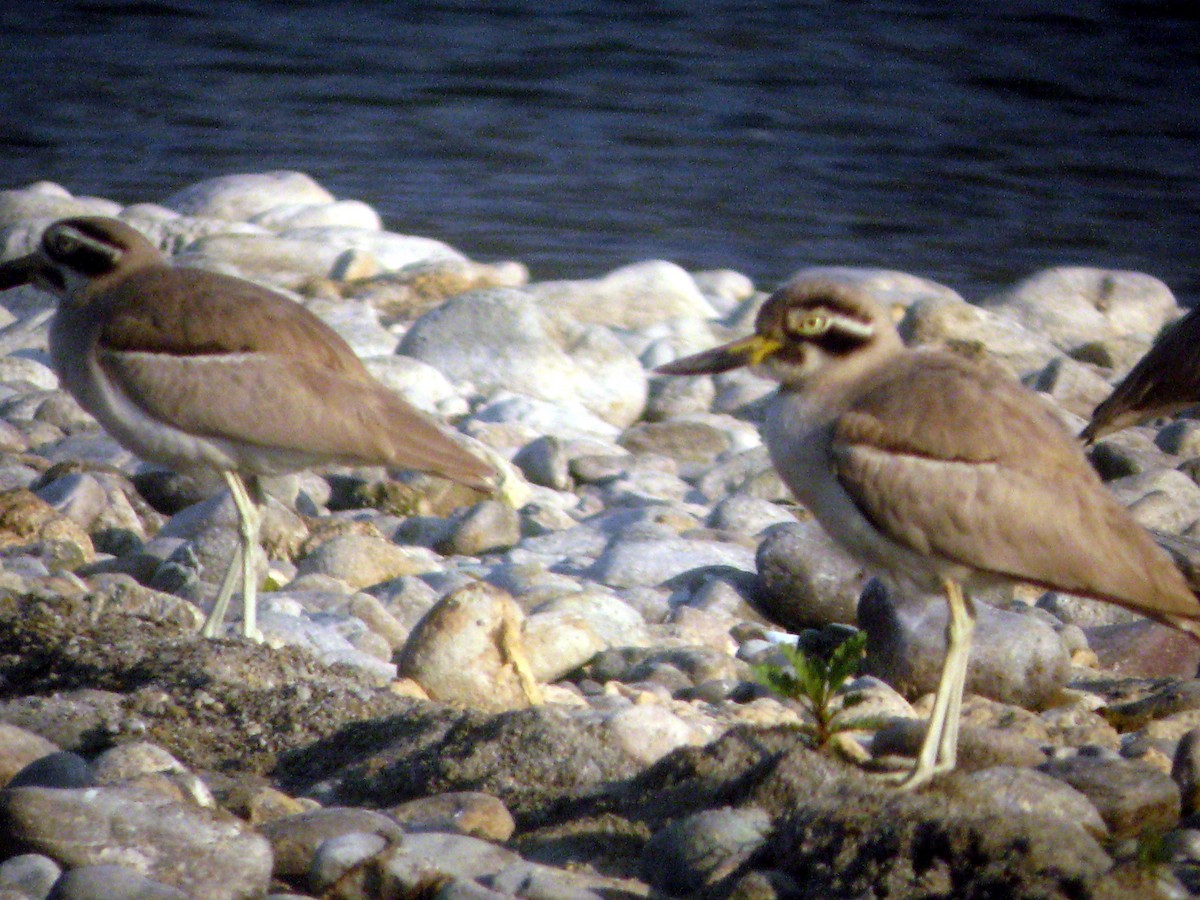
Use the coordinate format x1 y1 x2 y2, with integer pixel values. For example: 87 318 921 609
833 351 1199 618
99 350 493 488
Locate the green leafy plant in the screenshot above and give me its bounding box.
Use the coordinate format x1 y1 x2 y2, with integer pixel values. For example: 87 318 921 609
752 630 868 747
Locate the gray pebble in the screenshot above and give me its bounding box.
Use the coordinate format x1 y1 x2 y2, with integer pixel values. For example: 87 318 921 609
640 806 771 895
1040 754 1181 840
47 865 188 900
0 854 60 900
861 579 1070 709
309 831 390 894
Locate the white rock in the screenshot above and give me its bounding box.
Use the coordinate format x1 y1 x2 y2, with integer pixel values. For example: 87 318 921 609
603 704 708 764
590 534 757 589
529 260 717 330
363 356 461 414
0 183 121 228
401 288 646 428
397 582 541 712
282 225 465 271
177 233 346 289
249 200 382 232
983 266 1181 349
302 296 397 357
0 355 57 390
468 392 621 441
162 171 335 222
901 294 1062 377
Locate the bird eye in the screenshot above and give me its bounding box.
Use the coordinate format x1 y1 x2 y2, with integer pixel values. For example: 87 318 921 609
786 310 829 336
44 227 80 259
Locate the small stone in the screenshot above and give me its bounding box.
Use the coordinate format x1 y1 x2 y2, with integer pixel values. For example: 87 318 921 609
640 806 772 895
694 447 789 503
374 832 519 895
1086 619 1200 679
1105 682 1200 732
388 791 515 841
860 580 1070 709
7 751 92 789
397 582 542 711
295 534 442 587
90 742 185 784
0 785 271 899
400 287 647 428
1158 420 1200 457
754 521 866 630
529 259 716 330
0 183 121 230
707 495 796 536
45 864 188 900
258 807 404 879
309 831 391 894
1037 590 1143 629
603 704 707 764
619 417 735 477
249 199 382 232
644 373 716 421
946 766 1108 839
0 488 95 569
520 607 610 684
589 533 756 589
1030 355 1116 419
1039 753 1181 840
983 266 1180 350
0 724 58 788
511 436 572 491
438 501 521 557
901 294 1059 377
0 853 60 899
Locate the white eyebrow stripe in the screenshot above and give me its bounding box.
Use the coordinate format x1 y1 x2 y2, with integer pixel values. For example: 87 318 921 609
828 314 875 339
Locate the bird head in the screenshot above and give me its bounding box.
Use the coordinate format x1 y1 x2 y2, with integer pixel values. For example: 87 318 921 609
657 276 900 387
0 217 160 303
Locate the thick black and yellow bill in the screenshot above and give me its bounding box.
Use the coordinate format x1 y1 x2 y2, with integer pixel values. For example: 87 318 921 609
655 333 782 376
0 253 40 291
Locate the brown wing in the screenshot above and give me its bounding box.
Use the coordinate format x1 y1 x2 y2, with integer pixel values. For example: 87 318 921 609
833 350 1200 619
1083 306 1200 441
99 350 493 489
99 266 370 378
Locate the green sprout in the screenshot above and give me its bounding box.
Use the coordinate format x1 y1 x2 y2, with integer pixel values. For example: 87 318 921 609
752 630 868 747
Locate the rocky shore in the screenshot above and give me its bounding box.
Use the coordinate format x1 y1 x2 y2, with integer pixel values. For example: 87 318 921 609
0 171 1197 898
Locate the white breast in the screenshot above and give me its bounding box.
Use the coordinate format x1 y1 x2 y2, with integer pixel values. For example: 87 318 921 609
50 311 248 475
764 389 952 594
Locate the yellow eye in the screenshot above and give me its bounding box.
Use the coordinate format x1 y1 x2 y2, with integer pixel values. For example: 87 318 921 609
786 310 829 336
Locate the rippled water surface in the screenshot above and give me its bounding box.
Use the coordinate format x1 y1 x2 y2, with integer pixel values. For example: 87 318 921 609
2 1 1197 302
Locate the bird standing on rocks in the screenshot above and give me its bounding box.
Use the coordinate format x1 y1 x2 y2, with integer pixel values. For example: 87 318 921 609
0 216 494 642
658 274 1200 790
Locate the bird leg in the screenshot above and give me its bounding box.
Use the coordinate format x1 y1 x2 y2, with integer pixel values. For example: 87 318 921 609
201 539 243 639
199 472 265 642
896 576 976 791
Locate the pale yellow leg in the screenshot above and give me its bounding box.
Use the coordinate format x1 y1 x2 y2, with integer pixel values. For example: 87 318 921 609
200 540 243 638
896 577 975 791
199 472 264 643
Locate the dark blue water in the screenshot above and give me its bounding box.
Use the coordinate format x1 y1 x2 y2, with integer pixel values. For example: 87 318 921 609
2 1 1198 305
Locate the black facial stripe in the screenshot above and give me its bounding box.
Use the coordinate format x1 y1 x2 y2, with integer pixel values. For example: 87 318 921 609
811 327 870 356
43 225 121 277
